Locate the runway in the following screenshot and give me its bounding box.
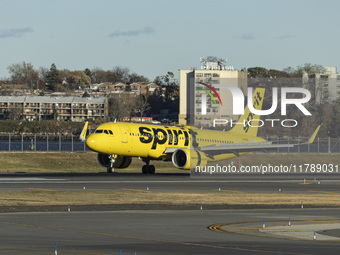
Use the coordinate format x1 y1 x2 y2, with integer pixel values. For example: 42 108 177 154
0 209 340 255
0 172 339 194
0 173 340 254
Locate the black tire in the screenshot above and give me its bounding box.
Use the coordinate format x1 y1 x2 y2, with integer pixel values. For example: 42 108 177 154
107 167 113 173
148 165 155 174
142 165 149 174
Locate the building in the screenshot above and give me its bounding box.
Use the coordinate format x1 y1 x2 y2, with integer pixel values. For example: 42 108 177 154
179 56 247 126
94 82 161 96
0 96 108 121
303 67 340 104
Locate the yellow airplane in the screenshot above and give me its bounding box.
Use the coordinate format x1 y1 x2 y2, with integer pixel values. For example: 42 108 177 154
80 88 320 174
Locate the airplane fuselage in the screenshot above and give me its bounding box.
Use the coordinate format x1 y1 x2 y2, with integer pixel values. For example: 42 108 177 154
86 122 266 162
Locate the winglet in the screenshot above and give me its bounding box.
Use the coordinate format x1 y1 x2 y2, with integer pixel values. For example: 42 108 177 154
79 121 88 141
308 125 321 144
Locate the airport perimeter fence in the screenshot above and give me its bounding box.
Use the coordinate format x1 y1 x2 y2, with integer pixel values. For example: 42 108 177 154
0 134 89 152
0 134 339 153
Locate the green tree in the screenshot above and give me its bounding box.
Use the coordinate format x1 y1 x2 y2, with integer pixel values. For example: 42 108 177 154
82 91 90 97
46 63 62 90
247 67 269 78
84 68 93 82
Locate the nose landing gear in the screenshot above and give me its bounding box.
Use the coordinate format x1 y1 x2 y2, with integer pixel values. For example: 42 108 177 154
107 154 115 173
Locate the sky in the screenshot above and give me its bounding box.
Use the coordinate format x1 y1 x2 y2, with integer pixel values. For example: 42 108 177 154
0 0 339 81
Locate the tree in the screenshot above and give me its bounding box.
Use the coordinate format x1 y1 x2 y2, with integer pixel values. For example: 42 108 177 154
65 70 91 90
110 66 130 83
46 63 62 90
84 68 93 82
7 61 39 91
247 67 269 78
154 71 179 101
283 63 324 77
127 73 149 84
135 95 151 122
82 91 90 97
108 94 137 121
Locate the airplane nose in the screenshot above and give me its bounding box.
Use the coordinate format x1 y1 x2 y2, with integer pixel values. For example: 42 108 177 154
86 134 97 151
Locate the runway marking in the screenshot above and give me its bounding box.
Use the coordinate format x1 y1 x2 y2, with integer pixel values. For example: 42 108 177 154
308 220 340 224
0 220 316 255
27 188 58 192
120 188 150 192
308 190 340 195
298 182 313 185
216 189 247 193
209 220 340 242
0 247 108 255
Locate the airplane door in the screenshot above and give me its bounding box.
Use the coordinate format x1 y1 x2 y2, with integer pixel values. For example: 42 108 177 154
118 125 128 143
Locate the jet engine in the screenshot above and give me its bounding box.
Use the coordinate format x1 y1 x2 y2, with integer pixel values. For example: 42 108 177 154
171 149 207 170
97 153 132 168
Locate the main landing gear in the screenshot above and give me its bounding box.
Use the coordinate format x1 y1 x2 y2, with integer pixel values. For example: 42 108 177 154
107 154 115 173
142 158 155 174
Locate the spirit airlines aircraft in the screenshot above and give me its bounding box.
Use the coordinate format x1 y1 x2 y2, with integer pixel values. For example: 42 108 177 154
81 88 320 174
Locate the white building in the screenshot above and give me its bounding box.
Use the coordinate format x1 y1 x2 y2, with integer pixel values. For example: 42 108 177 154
179 56 247 126
303 67 340 104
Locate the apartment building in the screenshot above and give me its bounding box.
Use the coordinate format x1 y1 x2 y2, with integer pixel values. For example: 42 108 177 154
0 96 108 121
303 67 340 104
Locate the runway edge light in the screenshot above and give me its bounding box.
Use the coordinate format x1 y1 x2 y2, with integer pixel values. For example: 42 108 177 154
55 244 57 255
289 217 291 226
263 219 265 229
301 201 303 209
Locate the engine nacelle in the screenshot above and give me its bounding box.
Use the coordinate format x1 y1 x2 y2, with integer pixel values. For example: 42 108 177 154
171 149 207 170
97 153 132 169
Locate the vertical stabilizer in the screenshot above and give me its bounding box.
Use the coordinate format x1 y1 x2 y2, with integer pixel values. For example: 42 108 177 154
229 88 265 137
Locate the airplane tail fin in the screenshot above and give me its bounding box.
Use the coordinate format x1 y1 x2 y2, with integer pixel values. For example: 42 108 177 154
79 121 88 141
229 87 265 137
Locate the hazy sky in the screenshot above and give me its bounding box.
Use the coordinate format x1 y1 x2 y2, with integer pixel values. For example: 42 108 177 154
0 0 339 80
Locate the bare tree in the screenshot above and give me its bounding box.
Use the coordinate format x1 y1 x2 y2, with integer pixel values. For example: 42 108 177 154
7 61 39 91
108 94 137 121
135 95 151 122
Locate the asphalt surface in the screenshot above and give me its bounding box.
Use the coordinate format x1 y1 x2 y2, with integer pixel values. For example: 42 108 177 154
1 173 340 254
1 209 340 255
0 172 339 194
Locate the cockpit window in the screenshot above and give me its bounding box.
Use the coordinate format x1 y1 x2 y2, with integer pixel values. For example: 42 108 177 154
94 129 113 135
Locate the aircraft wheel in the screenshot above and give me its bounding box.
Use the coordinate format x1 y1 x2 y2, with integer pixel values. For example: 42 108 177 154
148 165 155 174
107 167 113 173
142 165 149 174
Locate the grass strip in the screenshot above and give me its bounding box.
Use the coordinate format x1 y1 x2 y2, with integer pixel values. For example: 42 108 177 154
1 190 340 207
